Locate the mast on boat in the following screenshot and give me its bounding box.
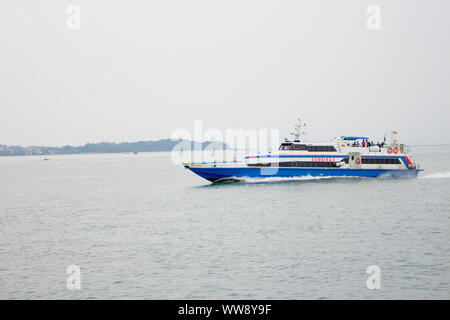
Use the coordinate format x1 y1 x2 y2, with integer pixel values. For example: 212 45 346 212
290 118 306 142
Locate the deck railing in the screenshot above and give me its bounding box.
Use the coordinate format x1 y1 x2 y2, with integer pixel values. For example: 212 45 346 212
399 144 411 154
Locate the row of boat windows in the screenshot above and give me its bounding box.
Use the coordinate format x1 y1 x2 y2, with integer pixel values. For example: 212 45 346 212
279 144 337 152
248 161 337 168
345 158 401 165
362 158 401 165
247 158 402 167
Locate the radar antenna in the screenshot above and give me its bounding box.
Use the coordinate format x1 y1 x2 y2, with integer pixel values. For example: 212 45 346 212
291 118 306 142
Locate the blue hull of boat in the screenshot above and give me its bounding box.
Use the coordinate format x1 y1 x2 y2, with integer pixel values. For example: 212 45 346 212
187 167 420 182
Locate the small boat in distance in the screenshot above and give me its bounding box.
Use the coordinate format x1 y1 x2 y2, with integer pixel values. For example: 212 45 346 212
184 118 422 182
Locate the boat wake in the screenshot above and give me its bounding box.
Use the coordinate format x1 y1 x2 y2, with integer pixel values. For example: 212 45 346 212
232 175 346 184
419 171 450 179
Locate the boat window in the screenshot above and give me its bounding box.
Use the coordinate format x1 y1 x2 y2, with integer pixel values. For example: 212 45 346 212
279 143 307 151
293 144 307 150
279 143 292 150
361 158 401 165
307 145 337 152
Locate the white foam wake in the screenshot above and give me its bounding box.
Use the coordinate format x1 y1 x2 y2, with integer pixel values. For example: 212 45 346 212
420 171 450 179
237 175 341 183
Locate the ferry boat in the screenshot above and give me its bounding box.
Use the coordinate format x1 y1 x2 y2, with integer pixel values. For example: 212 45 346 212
184 119 422 182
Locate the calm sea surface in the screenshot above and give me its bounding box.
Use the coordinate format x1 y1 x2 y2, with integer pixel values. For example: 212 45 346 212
0 146 449 299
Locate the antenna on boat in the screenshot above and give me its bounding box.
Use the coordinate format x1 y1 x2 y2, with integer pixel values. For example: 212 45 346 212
291 118 306 142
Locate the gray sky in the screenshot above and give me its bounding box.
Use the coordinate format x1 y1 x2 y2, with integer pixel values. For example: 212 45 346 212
1 0 449 146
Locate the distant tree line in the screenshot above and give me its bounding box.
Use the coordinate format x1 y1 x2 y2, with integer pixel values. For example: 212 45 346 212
0 139 228 156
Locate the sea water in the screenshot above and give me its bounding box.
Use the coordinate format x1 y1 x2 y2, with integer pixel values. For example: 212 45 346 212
0 146 449 299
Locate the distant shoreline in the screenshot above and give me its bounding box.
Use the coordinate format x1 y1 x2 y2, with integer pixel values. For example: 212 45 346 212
0 139 229 156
